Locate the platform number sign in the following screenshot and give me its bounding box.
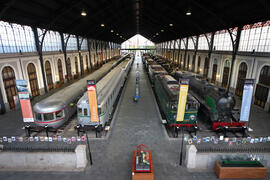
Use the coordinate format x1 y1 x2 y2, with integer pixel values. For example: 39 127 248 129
87 80 99 123
240 79 255 122
176 79 189 122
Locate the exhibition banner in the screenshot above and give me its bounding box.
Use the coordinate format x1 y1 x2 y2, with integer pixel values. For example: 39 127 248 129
87 80 99 123
240 79 255 122
176 79 189 122
15 80 34 122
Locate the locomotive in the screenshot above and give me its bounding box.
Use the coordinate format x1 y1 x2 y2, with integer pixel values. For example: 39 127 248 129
174 71 246 134
76 57 133 129
154 74 200 135
33 54 131 128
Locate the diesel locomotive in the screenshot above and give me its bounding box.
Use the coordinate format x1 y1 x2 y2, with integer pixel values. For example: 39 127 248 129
154 74 200 134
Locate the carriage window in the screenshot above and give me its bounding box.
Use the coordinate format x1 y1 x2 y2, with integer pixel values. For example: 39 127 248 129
35 113 42 121
55 110 63 118
84 108 88 116
78 108 82 116
44 113 54 121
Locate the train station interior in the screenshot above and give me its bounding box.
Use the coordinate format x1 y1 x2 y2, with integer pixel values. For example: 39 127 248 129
0 0 270 179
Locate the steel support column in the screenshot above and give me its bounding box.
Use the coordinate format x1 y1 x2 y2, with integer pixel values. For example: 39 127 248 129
32 27 48 93
227 28 242 92
205 32 215 79
77 36 84 76
183 38 189 70
87 39 93 72
60 33 70 82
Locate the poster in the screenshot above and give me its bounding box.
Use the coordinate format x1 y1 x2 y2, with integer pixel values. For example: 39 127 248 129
240 79 254 122
15 80 34 122
87 80 99 123
176 79 189 122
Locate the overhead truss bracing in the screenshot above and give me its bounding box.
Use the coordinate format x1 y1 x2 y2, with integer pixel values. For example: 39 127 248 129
0 0 269 43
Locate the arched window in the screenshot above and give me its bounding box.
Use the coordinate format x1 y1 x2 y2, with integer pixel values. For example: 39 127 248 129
27 63 40 97
187 54 190 70
255 65 270 109
203 57 209 78
197 56 201 74
74 57 79 79
235 62 247 97
45 61 53 90
85 55 89 73
211 59 218 83
221 60 231 88
67 58 72 80
80 55 84 76
57 59 64 84
2 66 17 109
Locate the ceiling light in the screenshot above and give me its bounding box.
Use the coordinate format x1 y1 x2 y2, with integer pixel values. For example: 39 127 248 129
116 33 119 35
101 24 105 27
111 29 114 32
120 36 122 38
186 9 192 16
161 29 164 32
169 24 173 27
81 9 87 16
156 33 159 35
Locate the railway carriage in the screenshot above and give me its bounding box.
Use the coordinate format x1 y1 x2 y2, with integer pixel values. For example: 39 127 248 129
77 57 133 128
33 55 130 128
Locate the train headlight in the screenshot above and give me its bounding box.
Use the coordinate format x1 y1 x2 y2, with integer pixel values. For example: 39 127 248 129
190 115 195 121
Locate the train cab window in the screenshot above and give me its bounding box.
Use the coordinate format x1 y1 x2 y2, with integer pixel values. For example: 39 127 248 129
44 113 54 121
35 113 42 121
83 109 88 116
98 108 101 114
55 110 63 119
78 108 82 116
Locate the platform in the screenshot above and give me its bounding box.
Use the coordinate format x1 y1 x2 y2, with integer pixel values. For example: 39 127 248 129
0 55 269 180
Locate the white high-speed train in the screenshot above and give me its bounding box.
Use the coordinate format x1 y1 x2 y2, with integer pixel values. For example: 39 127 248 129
33 54 130 128
77 56 133 128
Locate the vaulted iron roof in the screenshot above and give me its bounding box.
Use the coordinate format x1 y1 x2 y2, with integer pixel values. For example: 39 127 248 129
1 0 270 43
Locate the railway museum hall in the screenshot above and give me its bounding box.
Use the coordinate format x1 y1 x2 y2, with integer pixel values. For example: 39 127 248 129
0 0 270 180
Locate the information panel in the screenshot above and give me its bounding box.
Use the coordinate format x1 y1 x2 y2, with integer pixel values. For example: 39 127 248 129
15 80 34 122
87 80 99 123
240 79 255 122
176 79 189 122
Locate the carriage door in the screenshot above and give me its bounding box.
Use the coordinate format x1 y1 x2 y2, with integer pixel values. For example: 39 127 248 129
67 58 72 80
192 55 195 72
255 66 270 109
2 66 17 109
45 61 54 90
221 60 230 88
74 57 79 79
57 59 64 84
27 63 40 97
235 62 247 97
197 56 201 74
211 59 218 83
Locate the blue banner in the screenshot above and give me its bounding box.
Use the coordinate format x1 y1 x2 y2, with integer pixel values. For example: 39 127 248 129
240 79 254 122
